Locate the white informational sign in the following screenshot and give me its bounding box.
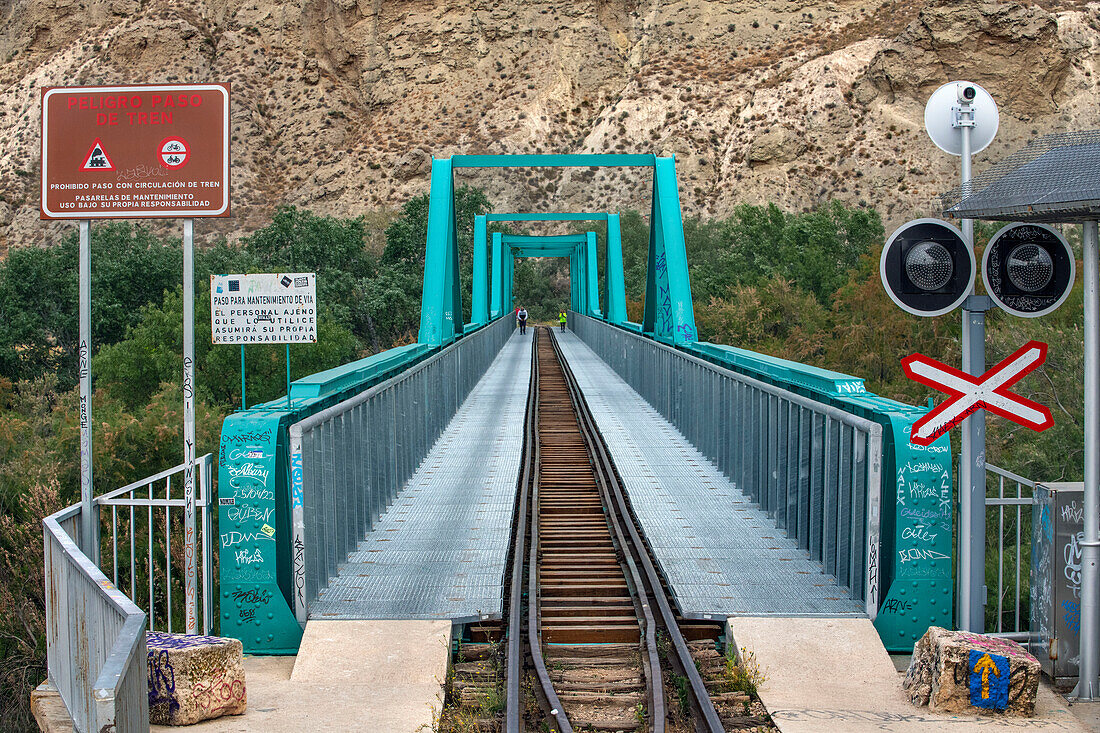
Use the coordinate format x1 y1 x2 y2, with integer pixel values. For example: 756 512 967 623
210 273 317 344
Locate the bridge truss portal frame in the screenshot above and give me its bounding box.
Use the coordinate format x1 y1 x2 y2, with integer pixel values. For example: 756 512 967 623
419 154 696 346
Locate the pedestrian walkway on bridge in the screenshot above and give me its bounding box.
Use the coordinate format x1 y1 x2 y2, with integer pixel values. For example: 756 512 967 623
305 327 866 624
309 331 531 621
556 331 864 619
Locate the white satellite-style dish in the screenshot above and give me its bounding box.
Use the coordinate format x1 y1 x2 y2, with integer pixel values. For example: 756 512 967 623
924 81 999 156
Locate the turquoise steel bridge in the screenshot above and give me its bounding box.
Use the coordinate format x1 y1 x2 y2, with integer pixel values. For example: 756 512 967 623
216 154 950 654
45 154 954 731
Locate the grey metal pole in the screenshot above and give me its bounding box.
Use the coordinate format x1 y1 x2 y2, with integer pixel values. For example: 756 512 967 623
78 220 96 562
1075 220 1099 699
182 219 198 634
957 119 988 632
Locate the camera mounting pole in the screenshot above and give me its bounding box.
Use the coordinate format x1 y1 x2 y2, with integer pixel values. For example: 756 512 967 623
924 81 1000 633
957 96 990 635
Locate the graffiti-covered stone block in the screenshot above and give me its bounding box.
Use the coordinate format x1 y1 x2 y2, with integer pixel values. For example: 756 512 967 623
903 626 1040 716
147 631 247 725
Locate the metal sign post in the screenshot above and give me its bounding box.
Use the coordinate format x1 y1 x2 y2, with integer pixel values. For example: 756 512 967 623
924 81 1000 633
182 218 197 634
240 346 247 410
43 83 230 633
958 114 990 633
78 220 95 560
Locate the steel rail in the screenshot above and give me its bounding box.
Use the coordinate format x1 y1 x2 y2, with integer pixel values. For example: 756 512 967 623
526 328 574 733
504 332 538 732
550 328 726 733
550 328 666 730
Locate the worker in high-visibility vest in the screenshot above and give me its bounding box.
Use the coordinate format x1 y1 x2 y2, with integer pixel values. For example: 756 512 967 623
558 311 567 332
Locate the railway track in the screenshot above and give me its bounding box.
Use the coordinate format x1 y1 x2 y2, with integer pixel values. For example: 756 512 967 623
504 327 726 733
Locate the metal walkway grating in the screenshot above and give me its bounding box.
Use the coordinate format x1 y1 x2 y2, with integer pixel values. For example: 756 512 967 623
554 331 864 618
310 332 532 621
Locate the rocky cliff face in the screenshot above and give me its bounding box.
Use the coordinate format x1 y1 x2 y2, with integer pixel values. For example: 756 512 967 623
0 0 1097 251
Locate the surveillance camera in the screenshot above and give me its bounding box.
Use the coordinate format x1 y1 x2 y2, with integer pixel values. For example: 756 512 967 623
957 84 977 104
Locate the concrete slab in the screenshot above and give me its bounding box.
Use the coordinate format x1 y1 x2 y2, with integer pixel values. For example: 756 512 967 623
152 620 451 733
727 616 1091 733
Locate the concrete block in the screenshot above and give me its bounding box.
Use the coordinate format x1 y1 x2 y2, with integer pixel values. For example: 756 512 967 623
147 631 247 725
30 682 72 733
904 626 1040 716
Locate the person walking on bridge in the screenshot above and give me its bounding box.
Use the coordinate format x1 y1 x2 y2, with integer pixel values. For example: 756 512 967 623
517 306 528 335
558 311 567 332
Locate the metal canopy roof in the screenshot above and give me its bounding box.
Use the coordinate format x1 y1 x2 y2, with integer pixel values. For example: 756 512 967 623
942 130 1100 223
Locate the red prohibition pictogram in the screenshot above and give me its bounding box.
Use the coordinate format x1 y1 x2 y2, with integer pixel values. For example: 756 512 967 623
158 136 190 169
903 340 1053 446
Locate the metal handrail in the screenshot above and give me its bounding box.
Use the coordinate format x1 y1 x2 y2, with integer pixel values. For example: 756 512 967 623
571 313 884 614
44 506 149 733
97 454 215 635
984 462 1037 639
288 316 514 622
43 454 215 731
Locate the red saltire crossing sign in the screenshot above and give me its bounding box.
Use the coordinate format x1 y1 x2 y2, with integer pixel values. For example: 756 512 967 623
903 340 1053 446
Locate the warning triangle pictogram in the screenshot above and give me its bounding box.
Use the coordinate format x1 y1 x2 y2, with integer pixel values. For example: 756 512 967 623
81 138 115 171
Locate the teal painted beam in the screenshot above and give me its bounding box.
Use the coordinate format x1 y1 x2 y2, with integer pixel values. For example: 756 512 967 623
570 251 579 312
490 231 503 318
511 246 580 258
471 215 488 326
507 251 515 314
653 157 697 344
642 189 659 336
585 231 600 317
447 201 462 341
606 213 627 324
452 154 654 169
486 213 609 222
418 158 458 346
643 157 697 345
290 343 434 400
503 233 588 246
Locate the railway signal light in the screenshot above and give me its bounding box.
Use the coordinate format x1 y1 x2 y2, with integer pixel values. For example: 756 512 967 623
880 218 975 317
982 223 1075 318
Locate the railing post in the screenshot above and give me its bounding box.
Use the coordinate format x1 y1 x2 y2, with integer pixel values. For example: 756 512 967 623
1077 219 1100 699
201 455 214 635
865 428 883 620
490 232 503 319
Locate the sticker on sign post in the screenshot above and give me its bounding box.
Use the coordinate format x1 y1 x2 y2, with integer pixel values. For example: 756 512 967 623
902 340 1053 446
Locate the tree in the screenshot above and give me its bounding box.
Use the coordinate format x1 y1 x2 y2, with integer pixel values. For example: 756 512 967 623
94 288 361 410
0 223 180 385
378 185 492 328
239 207 374 333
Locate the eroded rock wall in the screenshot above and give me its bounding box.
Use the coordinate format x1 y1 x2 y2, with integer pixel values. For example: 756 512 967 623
1 0 1097 251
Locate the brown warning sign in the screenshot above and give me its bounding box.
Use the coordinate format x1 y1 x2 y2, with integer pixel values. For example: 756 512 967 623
41 84 230 219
